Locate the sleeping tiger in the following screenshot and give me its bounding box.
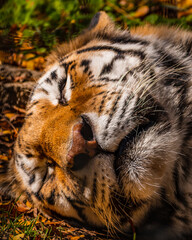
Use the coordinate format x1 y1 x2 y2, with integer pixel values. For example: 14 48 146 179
1 11 192 240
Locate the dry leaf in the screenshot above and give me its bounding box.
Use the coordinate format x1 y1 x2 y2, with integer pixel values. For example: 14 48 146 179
178 0 192 8
4 113 17 120
0 155 8 161
70 236 85 240
0 201 11 206
16 201 32 213
178 7 192 17
0 130 13 136
133 5 149 18
12 233 25 240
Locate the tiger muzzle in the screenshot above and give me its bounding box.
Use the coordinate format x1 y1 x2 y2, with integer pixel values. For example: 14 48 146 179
67 122 99 171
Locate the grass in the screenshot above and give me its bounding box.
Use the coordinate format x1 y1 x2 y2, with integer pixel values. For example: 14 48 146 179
0 198 49 239
0 197 116 240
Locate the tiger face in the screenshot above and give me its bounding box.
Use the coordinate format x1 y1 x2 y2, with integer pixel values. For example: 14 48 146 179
1 12 192 239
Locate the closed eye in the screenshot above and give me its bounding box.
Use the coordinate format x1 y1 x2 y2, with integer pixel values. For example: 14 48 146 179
58 76 68 105
59 73 73 106
59 95 68 106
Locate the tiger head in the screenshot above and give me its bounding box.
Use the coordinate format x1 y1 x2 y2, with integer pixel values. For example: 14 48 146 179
1 12 182 234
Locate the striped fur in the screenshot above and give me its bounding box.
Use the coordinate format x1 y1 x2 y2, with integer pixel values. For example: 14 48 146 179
1 12 192 239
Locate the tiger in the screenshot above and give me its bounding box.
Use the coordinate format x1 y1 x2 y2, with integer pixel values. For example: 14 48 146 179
1 11 192 240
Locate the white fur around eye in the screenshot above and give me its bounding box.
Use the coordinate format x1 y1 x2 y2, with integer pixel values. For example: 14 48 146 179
64 74 72 102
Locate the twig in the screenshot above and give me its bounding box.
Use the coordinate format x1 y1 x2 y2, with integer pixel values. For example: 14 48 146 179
106 1 133 20
0 114 18 135
13 105 26 114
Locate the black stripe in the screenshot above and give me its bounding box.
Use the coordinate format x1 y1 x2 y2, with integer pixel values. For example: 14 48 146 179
100 54 125 76
62 61 74 71
105 92 121 131
25 112 33 118
180 142 192 181
58 77 67 92
117 94 134 126
58 77 67 105
107 35 149 45
88 70 93 77
132 93 167 124
51 70 57 80
80 59 91 74
77 46 146 60
174 214 189 225
37 88 49 95
183 119 192 143
46 189 55 205
95 91 106 96
29 174 35 185
159 187 180 213
92 172 98 204
26 153 34 158
65 195 87 222
157 48 178 69
156 48 190 88
98 94 107 114
70 62 77 70
20 163 28 174
62 190 86 207
110 191 145 217
173 161 188 206
34 191 42 201
183 38 192 56
27 100 39 110
101 189 105 203
177 84 188 128
95 31 149 45
98 77 119 82
45 77 52 84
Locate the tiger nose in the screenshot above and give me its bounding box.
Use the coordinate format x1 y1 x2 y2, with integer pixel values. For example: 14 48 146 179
66 120 98 171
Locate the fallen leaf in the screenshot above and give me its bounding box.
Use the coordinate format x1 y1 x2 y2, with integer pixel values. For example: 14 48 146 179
4 113 17 121
178 7 192 17
0 155 8 161
70 236 85 240
0 130 13 136
12 233 25 240
0 200 11 206
25 200 33 208
178 0 192 8
16 201 32 213
44 220 64 225
133 5 149 18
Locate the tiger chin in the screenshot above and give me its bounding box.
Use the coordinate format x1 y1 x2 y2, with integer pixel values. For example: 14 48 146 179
1 11 192 240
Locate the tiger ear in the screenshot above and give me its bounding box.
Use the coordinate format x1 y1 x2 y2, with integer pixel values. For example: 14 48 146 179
88 11 115 33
